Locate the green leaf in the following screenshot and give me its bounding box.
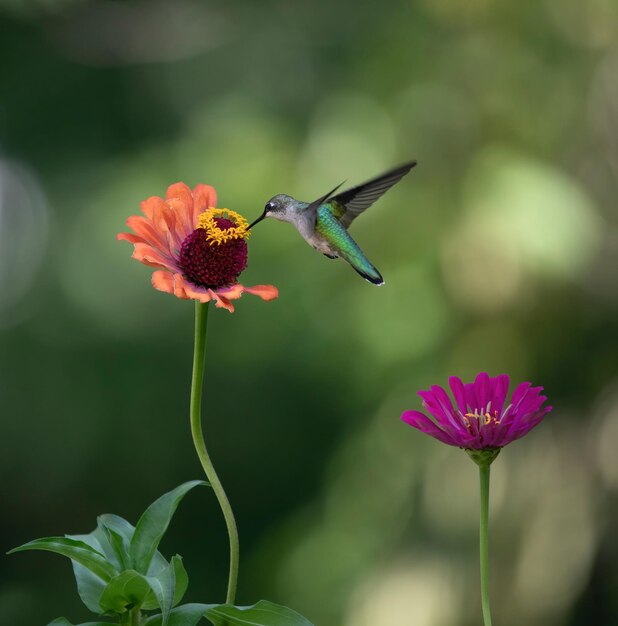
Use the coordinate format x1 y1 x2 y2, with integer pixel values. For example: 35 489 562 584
98 563 179 624
142 555 188 610
144 601 315 626
144 558 176 626
98 514 135 544
97 514 134 570
67 533 110 613
148 549 171 577
143 604 215 626
171 556 189 607
98 570 152 614
130 481 206 574
8 537 117 582
71 560 107 614
97 514 169 575
204 601 314 626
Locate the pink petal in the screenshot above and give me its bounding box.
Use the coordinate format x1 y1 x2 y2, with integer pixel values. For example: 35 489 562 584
464 383 478 411
474 372 491 410
510 382 532 411
517 388 545 417
449 376 468 415
500 408 550 445
491 374 510 416
430 384 466 433
401 410 460 446
418 389 467 439
418 390 454 429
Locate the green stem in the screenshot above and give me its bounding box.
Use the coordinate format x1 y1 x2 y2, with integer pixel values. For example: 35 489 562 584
119 608 141 626
190 301 240 605
479 464 493 626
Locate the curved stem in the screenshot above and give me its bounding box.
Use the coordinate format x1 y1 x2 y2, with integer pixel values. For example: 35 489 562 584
190 301 240 605
119 607 141 626
479 464 493 626
131 608 142 626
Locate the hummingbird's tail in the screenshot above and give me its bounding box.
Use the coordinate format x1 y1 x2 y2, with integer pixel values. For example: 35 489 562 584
351 262 384 286
339 246 384 285
317 209 385 285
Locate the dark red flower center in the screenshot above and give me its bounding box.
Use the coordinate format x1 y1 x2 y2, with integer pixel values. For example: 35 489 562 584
179 218 248 289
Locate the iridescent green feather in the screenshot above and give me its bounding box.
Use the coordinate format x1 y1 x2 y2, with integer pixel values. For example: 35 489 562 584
316 205 383 284
327 199 346 221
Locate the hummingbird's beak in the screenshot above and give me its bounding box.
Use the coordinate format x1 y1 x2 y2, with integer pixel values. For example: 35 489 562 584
247 213 266 230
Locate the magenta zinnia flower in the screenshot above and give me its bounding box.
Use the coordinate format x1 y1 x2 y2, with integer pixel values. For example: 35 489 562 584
402 372 551 450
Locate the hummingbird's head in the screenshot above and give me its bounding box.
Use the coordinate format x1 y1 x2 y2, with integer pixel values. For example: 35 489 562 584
248 194 294 229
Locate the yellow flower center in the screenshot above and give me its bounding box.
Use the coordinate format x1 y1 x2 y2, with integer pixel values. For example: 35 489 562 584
197 208 251 244
464 409 500 428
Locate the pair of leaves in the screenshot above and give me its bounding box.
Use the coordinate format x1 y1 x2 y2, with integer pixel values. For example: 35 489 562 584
94 555 186 615
49 600 314 626
10 481 206 625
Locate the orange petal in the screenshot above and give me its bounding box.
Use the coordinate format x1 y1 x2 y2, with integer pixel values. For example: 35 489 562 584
192 184 218 225
243 284 279 301
165 182 193 229
126 215 169 251
158 204 185 251
217 284 245 299
153 271 205 300
174 275 217 304
152 270 181 297
165 182 193 205
208 289 235 312
117 232 146 244
165 183 195 243
132 243 175 270
216 283 279 303
140 195 167 221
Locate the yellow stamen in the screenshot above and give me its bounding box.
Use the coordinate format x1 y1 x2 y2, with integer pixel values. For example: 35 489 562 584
464 409 501 427
197 208 251 244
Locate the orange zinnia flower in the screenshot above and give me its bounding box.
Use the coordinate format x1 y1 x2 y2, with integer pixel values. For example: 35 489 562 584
118 182 278 312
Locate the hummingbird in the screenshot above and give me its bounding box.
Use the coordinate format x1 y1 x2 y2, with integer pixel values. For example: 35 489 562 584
248 161 417 285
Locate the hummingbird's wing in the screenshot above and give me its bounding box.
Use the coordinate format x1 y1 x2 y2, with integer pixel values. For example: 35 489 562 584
329 161 417 228
304 180 346 220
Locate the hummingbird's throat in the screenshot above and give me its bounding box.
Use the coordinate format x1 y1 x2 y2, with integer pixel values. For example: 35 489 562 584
178 210 249 288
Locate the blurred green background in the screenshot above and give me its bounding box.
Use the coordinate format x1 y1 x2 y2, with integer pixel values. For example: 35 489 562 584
1 0 617 624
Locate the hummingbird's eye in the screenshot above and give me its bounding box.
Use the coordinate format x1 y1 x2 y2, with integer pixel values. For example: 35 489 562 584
265 202 275 213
